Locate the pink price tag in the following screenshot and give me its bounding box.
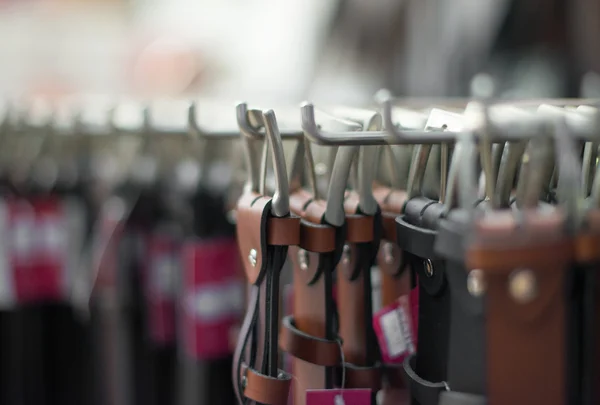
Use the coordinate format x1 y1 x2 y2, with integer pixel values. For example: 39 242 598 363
11 197 69 304
372 295 416 364
307 389 371 405
143 233 178 345
181 238 244 360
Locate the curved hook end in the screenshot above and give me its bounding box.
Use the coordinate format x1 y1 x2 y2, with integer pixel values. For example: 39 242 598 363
262 109 290 217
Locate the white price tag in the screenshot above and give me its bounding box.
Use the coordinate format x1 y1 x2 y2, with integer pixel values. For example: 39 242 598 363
380 309 407 357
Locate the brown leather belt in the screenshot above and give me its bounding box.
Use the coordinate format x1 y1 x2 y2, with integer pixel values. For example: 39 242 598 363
336 193 382 392
279 189 343 405
233 191 301 405
467 210 572 405
373 187 411 394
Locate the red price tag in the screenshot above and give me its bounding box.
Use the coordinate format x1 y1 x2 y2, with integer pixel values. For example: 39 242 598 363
307 389 371 405
10 197 71 304
372 295 416 364
8 199 36 304
143 233 178 345
181 238 244 360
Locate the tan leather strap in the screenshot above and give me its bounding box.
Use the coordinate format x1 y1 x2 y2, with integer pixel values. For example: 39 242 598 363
374 187 411 381
236 193 271 284
236 192 301 284
279 316 340 366
346 214 374 243
245 368 291 405
239 363 292 405
287 194 339 405
466 210 572 405
234 191 299 405
299 220 336 253
575 233 600 262
268 216 301 246
337 195 381 390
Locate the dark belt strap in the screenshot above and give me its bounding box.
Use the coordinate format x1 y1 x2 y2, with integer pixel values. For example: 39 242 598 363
403 355 447 405
574 223 600 405
435 213 485 396
397 212 450 386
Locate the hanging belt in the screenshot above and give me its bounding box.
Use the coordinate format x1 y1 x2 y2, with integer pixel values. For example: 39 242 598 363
434 209 486 403
466 210 572 405
279 190 344 405
233 192 300 405
336 193 383 393
373 187 411 394
396 197 450 405
573 210 600 405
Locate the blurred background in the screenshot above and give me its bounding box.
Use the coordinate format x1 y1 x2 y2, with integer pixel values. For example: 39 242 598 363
0 1 599 405
3 0 600 103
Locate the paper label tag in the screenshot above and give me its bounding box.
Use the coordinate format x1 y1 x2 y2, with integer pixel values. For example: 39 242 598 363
373 295 415 364
181 238 244 359
307 389 371 405
143 233 178 345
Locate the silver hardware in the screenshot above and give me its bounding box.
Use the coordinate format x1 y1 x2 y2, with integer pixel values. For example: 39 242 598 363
298 249 309 270
248 249 257 267
277 372 286 379
241 376 247 389
382 242 394 264
315 163 328 176
342 244 351 264
467 269 486 297
236 104 291 218
508 268 538 303
424 259 434 277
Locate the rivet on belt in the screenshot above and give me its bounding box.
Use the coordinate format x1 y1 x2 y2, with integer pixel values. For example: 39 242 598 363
467 269 486 297
424 259 434 277
508 268 537 303
342 244 351 264
298 249 309 270
248 249 257 267
383 242 394 264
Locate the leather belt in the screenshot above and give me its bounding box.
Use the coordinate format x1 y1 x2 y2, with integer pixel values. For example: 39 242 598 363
574 210 600 405
279 190 344 405
396 197 450 404
435 210 486 397
336 193 382 392
466 210 572 405
373 187 411 393
233 192 300 405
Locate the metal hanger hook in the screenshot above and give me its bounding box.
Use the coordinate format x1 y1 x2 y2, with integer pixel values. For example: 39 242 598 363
261 110 290 217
